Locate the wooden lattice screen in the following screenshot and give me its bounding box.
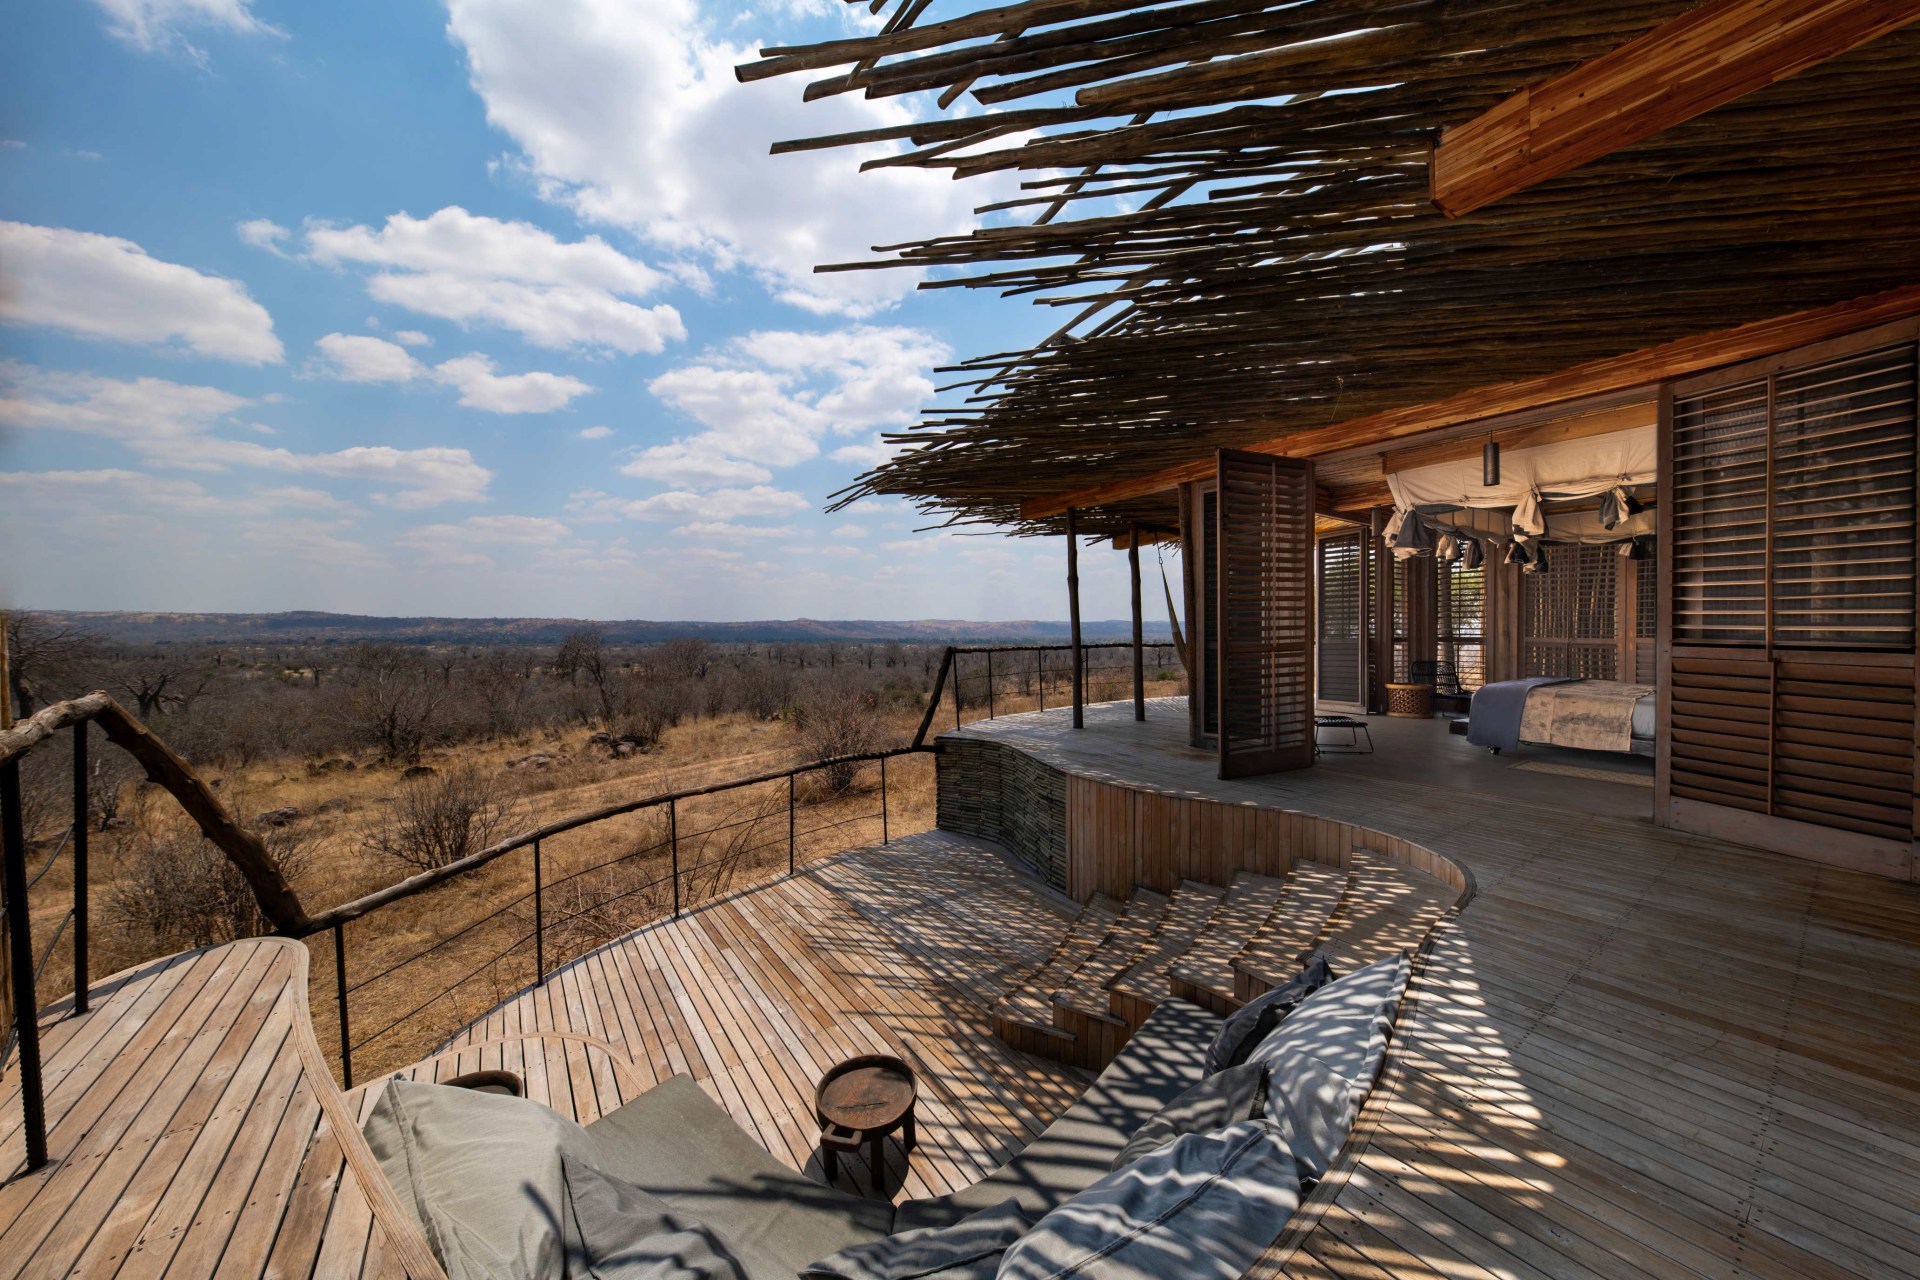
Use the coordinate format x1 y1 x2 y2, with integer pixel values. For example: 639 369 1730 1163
1522 544 1621 679
1663 328 1919 867
1438 560 1486 690
1317 532 1366 708
1217 450 1314 778
1634 558 1658 685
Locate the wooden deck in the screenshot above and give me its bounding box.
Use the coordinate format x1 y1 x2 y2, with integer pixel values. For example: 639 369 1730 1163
5 696 1918 1279
955 700 1920 1280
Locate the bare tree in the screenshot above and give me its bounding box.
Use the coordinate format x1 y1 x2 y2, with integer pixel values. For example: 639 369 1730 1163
109 649 217 720
557 625 618 725
655 636 713 681
4 612 99 717
363 766 523 871
331 645 446 762
108 792 316 951
794 679 888 792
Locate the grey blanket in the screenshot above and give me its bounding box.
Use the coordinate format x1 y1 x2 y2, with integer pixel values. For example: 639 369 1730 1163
1467 677 1574 751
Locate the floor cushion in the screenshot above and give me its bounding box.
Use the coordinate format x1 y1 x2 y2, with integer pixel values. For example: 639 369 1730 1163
1203 954 1336 1074
1108 1061 1266 1171
998 1120 1304 1280
561 1152 749 1279
799 1198 1031 1280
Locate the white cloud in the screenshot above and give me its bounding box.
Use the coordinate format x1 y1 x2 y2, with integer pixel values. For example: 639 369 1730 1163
831 523 868 539
305 206 684 354
91 0 282 57
237 218 290 254
635 324 946 489
392 329 432 347
315 333 421 383
620 485 807 521
831 434 902 468
674 521 799 541
0 221 282 363
576 425 613 440
399 514 574 566
0 140 25 151
0 363 492 507
444 0 1000 317
433 353 592 413
311 335 594 413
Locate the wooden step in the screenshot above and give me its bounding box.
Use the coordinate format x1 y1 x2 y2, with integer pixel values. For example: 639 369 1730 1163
1107 880 1225 1028
1312 850 1458 973
1046 890 1170 1069
1231 859 1352 1001
991 894 1124 1053
1168 872 1291 1014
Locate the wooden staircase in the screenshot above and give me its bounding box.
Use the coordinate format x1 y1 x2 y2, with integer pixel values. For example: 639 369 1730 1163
989 851 1456 1070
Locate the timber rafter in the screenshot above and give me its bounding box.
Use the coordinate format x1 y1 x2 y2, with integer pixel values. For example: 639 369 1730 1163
745 1 1920 535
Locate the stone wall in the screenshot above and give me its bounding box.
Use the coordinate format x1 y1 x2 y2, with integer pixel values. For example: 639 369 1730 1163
936 735 1069 891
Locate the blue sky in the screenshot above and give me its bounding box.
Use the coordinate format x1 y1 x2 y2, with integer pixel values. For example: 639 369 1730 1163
0 0 1154 621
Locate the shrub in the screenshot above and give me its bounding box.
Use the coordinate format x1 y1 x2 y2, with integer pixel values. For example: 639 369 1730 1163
108 794 316 951
362 766 524 871
794 679 888 792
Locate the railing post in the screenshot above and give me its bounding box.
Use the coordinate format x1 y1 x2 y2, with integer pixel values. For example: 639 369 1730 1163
879 755 890 846
986 651 995 721
2 759 48 1172
788 773 796 875
532 838 545 986
1067 507 1085 730
669 799 680 918
72 721 89 1014
1037 650 1046 711
333 924 352 1091
953 657 963 729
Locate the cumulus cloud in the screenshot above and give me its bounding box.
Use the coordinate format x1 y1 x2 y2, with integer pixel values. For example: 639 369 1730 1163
619 485 807 521
311 334 593 413
305 206 683 354
399 514 574 566
444 0 1000 316
0 362 491 507
637 324 946 488
91 0 282 57
0 221 282 363
576 425 613 440
392 329 432 347
237 217 290 254
674 521 799 541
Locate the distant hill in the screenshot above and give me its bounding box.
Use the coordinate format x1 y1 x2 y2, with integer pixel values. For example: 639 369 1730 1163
33 610 1175 648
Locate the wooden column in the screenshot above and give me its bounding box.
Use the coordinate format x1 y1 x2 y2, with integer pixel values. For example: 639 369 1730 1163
1067 507 1084 729
1129 524 1145 721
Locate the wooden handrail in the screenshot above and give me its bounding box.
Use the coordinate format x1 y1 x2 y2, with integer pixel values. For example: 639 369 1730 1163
0 693 310 933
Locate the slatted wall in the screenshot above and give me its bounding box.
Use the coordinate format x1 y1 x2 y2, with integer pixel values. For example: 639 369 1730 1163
1438 560 1486 689
1635 558 1658 684
1216 450 1314 778
1522 543 1622 679
1663 326 1919 877
1317 532 1366 708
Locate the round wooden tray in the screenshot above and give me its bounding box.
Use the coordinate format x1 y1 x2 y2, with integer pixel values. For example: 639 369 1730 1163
816 1054 916 1138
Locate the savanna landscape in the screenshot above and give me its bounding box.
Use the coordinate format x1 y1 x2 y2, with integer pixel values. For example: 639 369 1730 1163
4 611 1180 1077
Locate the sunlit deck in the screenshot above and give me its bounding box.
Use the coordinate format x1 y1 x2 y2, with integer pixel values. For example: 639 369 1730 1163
5 700 1918 1279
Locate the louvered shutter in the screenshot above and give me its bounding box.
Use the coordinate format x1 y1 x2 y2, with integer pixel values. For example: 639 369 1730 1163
1216 450 1314 778
1316 532 1365 708
1663 332 1919 865
1522 545 1620 680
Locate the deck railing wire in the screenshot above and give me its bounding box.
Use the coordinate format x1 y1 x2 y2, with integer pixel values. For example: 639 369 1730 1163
912 642 1182 748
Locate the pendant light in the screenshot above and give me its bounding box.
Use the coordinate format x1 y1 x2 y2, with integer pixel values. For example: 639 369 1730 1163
1482 438 1501 487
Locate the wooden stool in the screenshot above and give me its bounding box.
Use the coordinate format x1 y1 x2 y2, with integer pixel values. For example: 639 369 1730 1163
816 1054 917 1197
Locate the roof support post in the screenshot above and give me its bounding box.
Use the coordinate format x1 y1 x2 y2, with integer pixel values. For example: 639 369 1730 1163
1129 523 1146 722
1067 507 1084 730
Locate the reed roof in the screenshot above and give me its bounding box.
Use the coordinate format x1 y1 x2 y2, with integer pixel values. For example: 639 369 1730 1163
745 1 1920 535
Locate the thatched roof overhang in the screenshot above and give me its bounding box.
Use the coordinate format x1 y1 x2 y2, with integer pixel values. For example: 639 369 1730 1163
745 1 1920 537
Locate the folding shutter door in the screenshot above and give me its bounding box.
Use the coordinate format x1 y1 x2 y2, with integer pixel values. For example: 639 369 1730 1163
1317 532 1366 710
1663 331 1918 869
1217 450 1315 778
1522 545 1620 680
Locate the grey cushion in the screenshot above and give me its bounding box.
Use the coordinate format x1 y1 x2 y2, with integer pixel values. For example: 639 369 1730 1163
561 1152 749 1279
584 1074 893 1278
1244 952 1411 1184
362 1077 586 1280
800 1199 1031 1280
1108 1062 1266 1171
997 1121 1304 1280
893 998 1222 1232
1203 954 1335 1074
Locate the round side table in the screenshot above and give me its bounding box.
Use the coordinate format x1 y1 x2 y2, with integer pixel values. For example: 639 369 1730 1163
815 1054 917 1196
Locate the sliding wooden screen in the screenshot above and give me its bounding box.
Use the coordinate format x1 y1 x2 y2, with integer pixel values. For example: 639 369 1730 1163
1661 321 1919 878
1216 450 1315 778
1317 531 1367 711
1521 543 1622 679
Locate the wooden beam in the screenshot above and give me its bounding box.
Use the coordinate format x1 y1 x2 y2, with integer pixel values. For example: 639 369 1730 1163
1019 281 1920 521
1431 0 1920 217
1067 507 1084 730
1378 402 1654 475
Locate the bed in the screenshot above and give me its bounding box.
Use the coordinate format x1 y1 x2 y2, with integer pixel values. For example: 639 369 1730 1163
1467 678 1655 756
